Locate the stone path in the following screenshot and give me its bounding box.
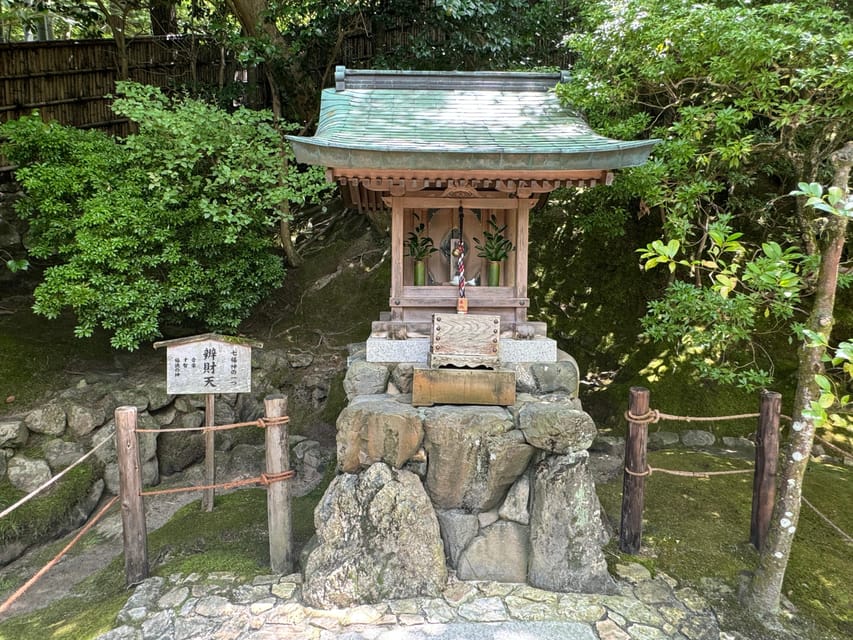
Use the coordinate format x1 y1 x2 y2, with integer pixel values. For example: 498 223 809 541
97 564 743 640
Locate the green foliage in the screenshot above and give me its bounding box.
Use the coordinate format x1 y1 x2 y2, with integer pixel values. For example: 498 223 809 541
406 222 438 260
473 214 515 262
1 82 329 350
559 0 852 390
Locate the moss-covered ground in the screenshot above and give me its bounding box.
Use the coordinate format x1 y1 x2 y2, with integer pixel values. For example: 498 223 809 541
0 468 331 640
0 463 100 547
596 451 852 639
0 299 116 409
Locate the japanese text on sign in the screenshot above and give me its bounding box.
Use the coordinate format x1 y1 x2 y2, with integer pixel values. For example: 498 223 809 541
165 339 252 394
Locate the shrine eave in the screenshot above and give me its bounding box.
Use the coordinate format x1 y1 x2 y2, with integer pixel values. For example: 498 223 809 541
287 67 660 175
287 140 657 173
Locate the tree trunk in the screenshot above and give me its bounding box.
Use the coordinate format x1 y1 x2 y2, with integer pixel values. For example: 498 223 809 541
227 0 303 266
743 141 853 619
150 0 178 36
94 1 129 80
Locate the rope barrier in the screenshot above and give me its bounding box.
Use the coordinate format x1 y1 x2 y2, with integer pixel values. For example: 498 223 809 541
0 495 119 616
802 495 853 545
624 464 754 479
134 415 289 434
624 409 765 425
138 470 295 497
0 437 111 520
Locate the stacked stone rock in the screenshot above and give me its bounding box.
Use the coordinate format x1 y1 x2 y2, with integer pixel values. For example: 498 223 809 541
301 344 615 609
0 349 332 567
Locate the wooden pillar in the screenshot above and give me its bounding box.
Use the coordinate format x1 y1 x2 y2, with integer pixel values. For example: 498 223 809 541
264 394 292 574
202 393 215 512
390 196 404 321
620 386 650 554
116 405 149 586
751 390 781 550
514 198 531 324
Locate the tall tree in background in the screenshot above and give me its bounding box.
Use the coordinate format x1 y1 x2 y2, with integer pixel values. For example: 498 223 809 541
149 0 177 34
557 0 852 624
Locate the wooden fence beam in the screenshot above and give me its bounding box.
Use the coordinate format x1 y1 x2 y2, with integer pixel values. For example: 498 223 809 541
751 390 781 550
116 405 148 586
202 393 215 512
264 394 292 574
620 386 650 554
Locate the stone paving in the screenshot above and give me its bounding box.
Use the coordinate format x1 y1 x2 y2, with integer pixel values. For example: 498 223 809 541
97 563 744 640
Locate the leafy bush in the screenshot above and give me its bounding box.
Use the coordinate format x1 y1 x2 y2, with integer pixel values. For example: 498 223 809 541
1 82 329 349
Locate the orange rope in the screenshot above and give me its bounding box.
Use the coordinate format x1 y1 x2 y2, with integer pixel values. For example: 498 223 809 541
135 415 289 434
138 470 295 497
0 495 119 616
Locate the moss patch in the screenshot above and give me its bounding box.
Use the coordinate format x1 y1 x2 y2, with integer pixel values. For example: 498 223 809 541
596 451 853 638
0 300 114 411
0 463 100 547
0 461 334 640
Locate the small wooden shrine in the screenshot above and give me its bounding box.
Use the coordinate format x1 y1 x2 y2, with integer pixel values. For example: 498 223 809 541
288 67 658 357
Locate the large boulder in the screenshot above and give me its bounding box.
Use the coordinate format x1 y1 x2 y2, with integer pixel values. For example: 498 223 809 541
104 458 159 494
66 402 106 437
336 399 423 473
343 360 390 400
531 360 580 396
93 412 159 466
528 452 614 594
24 402 66 436
43 439 88 472
498 473 531 525
157 411 204 476
0 419 28 448
518 400 597 454
456 520 529 583
7 454 52 492
436 509 479 566
290 439 332 497
423 406 534 511
302 463 447 608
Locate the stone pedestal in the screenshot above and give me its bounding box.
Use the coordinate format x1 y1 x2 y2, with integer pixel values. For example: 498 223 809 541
301 343 612 606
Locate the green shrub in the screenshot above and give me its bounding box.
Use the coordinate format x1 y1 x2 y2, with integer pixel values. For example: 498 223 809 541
1 82 328 350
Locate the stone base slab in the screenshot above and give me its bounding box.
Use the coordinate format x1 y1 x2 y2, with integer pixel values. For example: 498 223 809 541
367 337 557 364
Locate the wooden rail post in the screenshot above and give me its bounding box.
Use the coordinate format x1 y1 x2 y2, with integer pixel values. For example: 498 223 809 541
202 393 215 512
116 405 149 586
264 394 292 574
620 386 650 554
751 390 781 550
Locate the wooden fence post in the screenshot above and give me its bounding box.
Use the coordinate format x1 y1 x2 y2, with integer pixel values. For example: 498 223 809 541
620 386 650 554
202 393 215 512
751 390 781 550
264 394 292 574
116 405 149 586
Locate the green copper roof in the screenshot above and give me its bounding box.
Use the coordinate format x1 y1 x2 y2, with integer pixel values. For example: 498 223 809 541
287 67 659 172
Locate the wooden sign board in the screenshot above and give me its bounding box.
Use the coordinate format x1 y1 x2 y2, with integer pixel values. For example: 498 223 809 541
428 313 501 369
154 334 261 395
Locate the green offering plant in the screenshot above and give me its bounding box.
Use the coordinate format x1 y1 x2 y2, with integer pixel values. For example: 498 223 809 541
406 222 436 286
474 215 515 262
406 222 438 260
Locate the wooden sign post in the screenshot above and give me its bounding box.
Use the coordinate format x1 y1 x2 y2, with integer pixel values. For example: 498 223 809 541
154 334 261 511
